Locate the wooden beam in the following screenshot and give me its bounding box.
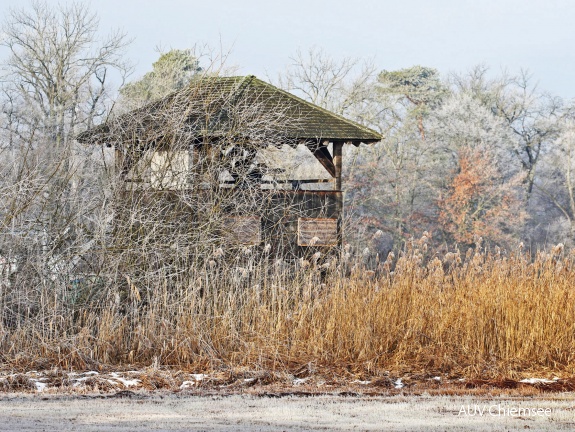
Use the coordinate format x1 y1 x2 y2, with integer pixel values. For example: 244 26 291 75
221 179 334 185
311 145 336 178
333 141 343 190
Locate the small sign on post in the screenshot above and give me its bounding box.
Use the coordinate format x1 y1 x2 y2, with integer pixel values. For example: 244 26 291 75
298 217 338 246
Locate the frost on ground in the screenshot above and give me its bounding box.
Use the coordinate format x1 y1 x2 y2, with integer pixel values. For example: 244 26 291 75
1 369 575 431
0 393 574 431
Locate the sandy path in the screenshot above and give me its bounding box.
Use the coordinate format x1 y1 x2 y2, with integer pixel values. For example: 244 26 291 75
1 393 574 431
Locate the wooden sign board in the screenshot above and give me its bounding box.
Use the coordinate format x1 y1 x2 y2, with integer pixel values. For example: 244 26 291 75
298 218 338 246
224 216 261 245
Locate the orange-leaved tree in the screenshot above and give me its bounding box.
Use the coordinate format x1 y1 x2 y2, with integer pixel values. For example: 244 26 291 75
438 147 524 247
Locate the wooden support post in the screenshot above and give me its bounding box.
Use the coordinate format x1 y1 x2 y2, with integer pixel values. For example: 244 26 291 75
333 141 343 191
114 148 125 179
332 141 344 250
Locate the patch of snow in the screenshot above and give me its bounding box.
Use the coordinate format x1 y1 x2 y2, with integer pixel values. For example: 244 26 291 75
109 372 140 387
293 378 309 386
114 377 141 387
73 376 92 384
35 382 47 392
180 381 196 389
352 380 371 385
394 379 404 389
191 374 208 381
84 371 99 376
520 378 556 384
30 379 47 392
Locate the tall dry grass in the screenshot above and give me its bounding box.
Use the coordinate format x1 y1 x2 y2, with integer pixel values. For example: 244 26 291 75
2 238 575 379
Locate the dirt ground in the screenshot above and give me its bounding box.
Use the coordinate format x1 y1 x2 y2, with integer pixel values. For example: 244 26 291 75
1 392 575 431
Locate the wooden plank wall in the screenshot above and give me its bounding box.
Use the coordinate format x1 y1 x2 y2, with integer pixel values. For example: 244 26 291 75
117 189 343 259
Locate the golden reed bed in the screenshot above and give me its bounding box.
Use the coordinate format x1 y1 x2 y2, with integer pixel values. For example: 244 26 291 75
2 239 574 381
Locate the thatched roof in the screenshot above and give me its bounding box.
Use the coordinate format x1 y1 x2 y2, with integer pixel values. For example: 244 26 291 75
77 76 382 147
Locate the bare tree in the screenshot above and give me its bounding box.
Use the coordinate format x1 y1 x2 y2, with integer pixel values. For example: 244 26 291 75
0 1 131 331
273 47 379 125
0 0 131 147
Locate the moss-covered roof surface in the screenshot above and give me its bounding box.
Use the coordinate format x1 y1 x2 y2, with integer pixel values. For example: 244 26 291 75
77 75 382 146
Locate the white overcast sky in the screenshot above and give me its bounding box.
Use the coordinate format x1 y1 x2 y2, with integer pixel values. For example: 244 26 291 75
1 0 574 98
